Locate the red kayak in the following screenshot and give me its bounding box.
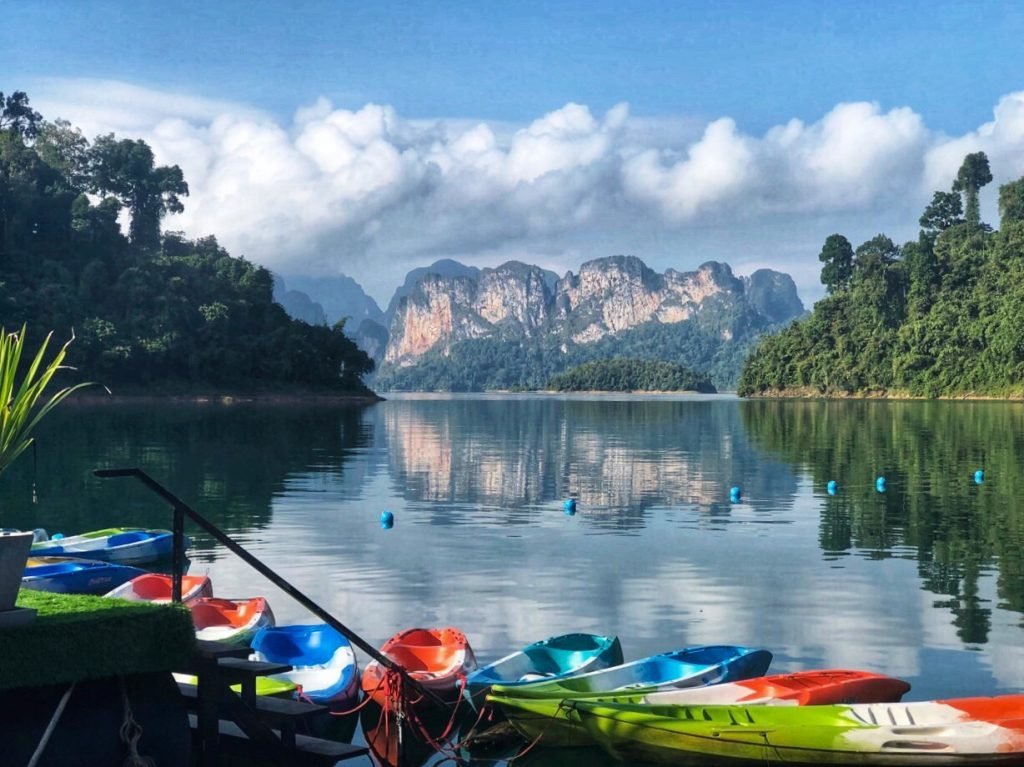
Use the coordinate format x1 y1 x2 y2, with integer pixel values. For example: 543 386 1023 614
105 573 213 604
625 668 910 706
361 627 477 708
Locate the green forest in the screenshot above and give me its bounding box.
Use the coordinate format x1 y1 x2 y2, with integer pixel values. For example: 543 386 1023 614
739 152 1024 398
546 358 715 392
0 91 374 393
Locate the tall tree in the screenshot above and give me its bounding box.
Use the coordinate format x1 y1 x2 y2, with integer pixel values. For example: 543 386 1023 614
953 151 993 229
919 190 964 243
88 135 188 251
0 91 42 138
818 233 854 294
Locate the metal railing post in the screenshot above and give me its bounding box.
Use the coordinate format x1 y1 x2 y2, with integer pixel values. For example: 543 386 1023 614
94 467 449 711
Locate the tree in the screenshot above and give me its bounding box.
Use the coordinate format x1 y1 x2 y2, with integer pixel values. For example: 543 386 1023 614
818 234 854 294
919 190 964 243
36 119 90 188
999 177 1024 225
953 152 993 228
0 91 42 138
88 135 188 251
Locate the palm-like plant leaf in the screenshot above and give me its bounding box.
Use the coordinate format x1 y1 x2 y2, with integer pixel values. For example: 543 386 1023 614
0 326 93 476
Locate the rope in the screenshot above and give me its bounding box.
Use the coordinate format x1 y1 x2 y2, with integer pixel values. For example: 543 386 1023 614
119 677 155 767
26 682 75 767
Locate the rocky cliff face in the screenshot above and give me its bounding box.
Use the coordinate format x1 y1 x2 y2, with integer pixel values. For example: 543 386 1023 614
383 256 802 368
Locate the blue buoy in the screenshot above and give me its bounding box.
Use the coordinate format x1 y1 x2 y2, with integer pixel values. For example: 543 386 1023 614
875 476 887 493
974 469 985 485
380 510 394 529
729 486 742 502
563 498 577 514
826 480 838 496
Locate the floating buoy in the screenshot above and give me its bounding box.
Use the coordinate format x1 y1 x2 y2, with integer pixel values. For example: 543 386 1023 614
729 486 742 502
380 510 394 529
563 498 577 514
974 469 985 485
875 476 887 493
826 480 838 496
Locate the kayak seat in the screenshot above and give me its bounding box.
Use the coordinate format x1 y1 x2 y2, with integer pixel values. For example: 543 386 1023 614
108 531 151 547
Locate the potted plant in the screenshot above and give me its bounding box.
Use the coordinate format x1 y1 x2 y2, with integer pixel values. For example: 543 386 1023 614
0 327 90 624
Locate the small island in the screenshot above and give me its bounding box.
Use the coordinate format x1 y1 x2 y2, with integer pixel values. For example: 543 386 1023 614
545 358 716 393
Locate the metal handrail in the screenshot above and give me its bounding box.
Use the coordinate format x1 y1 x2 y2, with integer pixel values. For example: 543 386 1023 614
94 467 448 711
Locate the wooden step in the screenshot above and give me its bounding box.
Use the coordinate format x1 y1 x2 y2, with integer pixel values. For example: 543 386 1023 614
178 682 326 726
187 714 368 766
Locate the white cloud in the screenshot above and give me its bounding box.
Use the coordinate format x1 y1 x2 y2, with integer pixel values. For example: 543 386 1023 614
29 79 1024 305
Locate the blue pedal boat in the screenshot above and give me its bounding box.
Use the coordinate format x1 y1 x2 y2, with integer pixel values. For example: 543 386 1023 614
22 556 146 595
31 528 184 564
465 633 623 706
250 624 360 710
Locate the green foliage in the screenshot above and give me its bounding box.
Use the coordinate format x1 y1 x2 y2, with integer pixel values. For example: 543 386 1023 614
0 91 374 393
739 160 1024 399
818 234 854 294
546 358 715 392
999 178 1024 224
0 327 91 475
953 151 993 228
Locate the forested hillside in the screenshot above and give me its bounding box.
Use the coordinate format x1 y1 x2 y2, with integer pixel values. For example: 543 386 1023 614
0 91 374 393
739 152 1024 398
546 358 715 392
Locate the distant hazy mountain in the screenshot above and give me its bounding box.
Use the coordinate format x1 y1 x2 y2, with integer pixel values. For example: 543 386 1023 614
282 274 384 326
375 256 804 391
271 275 327 325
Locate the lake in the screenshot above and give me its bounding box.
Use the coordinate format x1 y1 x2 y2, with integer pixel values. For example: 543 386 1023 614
4 393 1024 766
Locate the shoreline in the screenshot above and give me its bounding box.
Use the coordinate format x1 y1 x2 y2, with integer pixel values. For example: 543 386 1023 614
743 387 1024 401
65 389 385 406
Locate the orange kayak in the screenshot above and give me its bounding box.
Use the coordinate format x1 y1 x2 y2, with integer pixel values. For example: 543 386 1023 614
361 627 477 708
189 597 275 645
104 573 212 604
632 668 911 706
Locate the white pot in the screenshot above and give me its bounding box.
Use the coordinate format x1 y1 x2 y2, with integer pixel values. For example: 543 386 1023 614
0 530 33 611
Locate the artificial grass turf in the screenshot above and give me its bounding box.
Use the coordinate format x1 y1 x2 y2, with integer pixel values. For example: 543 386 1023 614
1 590 195 690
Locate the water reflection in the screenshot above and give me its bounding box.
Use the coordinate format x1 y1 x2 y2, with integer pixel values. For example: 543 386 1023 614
742 399 1024 647
2 394 1024 739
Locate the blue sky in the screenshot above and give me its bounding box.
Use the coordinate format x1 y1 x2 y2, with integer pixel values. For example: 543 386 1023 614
5 1 1024 304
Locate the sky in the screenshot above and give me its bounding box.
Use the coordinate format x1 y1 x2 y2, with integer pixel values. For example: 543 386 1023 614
5 0 1024 307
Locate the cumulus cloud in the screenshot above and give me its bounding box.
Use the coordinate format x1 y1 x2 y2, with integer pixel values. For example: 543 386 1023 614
28 79 1024 304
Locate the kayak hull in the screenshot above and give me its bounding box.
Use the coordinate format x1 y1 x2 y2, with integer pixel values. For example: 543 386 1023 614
465 633 623 706
190 597 275 645
574 695 1024 766
361 626 477 709
105 573 213 604
22 557 145 595
251 624 360 709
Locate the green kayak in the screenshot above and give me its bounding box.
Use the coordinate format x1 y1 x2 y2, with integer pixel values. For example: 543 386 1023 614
487 644 771 746
572 695 1024 766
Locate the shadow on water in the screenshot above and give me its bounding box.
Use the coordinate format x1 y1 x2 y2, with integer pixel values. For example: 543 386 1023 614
0 402 375 541
742 399 1024 645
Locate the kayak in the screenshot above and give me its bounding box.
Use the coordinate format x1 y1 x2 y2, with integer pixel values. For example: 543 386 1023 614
250 624 360 709
573 694 1024 765
488 644 772 746
31 528 185 564
105 573 213 604
465 633 623 707
22 556 145 595
361 627 477 708
174 673 297 698
587 669 911 707
189 597 275 645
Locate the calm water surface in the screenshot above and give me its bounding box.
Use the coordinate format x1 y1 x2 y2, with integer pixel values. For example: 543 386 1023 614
4 394 1024 765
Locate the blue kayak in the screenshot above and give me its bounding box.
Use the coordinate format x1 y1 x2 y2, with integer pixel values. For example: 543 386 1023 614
465 633 623 705
31 528 184 564
491 644 773 700
22 556 146 595
251 624 360 709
